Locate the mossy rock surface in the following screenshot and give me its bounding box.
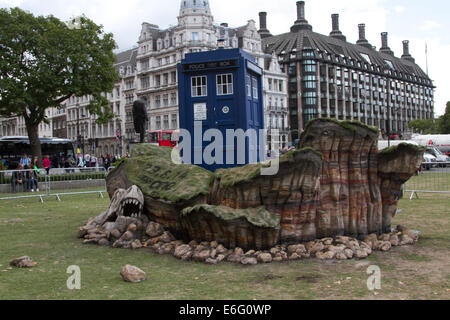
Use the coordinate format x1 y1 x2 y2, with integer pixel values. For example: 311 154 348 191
304 118 380 134
124 144 215 203
181 204 280 229
378 143 426 155
215 147 322 187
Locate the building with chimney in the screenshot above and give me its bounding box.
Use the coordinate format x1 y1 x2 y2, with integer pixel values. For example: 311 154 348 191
259 1 435 142
134 0 289 152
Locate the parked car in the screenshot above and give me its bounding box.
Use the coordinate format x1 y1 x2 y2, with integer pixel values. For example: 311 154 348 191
425 146 450 167
422 152 437 171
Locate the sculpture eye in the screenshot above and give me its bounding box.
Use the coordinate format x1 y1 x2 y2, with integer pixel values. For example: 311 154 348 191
322 130 329 136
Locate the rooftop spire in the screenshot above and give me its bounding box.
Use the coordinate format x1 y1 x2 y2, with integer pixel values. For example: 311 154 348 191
180 0 211 15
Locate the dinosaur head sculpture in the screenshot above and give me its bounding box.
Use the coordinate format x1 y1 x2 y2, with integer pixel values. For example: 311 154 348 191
113 185 144 219
87 185 145 228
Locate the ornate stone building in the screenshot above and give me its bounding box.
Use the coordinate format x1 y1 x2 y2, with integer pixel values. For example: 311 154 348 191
259 1 434 142
134 0 289 151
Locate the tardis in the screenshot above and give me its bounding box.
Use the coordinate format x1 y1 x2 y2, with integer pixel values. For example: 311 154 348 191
178 48 265 172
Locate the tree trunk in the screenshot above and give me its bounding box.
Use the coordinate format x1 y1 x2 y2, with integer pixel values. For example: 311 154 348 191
25 120 43 168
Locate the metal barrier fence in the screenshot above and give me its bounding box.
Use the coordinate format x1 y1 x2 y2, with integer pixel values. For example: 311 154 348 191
404 162 450 200
0 166 114 202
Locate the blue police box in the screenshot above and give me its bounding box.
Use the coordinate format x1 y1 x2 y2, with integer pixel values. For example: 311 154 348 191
178 48 265 172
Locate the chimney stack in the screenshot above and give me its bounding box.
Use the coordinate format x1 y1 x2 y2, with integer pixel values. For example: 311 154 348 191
381 32 388 49
291 1 312 32
297 1 305 21
258 12 272 39
259 12 267 30
379 32 394 55
356 23 373 49
403 40 410 55
401 40 415 62
329 14 346 41
332 14 339 32
358 24 366 41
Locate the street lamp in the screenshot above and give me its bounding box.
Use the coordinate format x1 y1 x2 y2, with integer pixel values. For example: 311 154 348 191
76 103 86 155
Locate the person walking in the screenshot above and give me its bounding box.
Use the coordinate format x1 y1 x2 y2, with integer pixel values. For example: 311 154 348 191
77 154 85 168
43 155 51 175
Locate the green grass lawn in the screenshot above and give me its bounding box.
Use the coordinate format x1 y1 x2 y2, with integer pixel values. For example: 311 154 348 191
0 191 448 300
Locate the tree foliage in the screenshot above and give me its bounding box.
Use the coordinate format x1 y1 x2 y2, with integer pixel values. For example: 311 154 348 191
437 102 450 134
408 119 439 134
409 102 450 134
0 7 119 164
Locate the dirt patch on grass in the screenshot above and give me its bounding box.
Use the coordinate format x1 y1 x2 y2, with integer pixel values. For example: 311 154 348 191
295 275 322 283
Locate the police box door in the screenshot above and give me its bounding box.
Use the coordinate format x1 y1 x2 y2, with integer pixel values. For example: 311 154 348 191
210 72 237 169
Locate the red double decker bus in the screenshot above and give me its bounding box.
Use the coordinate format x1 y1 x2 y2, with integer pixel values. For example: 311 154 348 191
148 130 179 148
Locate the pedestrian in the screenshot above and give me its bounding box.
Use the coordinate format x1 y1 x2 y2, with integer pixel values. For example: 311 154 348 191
23 164 32 192
20 154 31 168
98 155 104 170
43 155 51 175
77 154 85 168
11 163 25 193
91 155 98 169
104 154 111 171
29 156 40 192
84 153 91 167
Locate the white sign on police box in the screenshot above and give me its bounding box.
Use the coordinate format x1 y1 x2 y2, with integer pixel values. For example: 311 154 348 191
193 103 207 121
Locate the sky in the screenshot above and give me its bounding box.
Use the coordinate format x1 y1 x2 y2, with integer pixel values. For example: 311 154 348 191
1 0 448 116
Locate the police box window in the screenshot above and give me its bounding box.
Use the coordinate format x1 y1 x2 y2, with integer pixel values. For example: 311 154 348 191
252 77 258 99
191 76 207 97
246 75 251 97
217 74 233 96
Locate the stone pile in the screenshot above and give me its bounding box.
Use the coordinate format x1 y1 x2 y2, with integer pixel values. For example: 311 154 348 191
81 215 419 265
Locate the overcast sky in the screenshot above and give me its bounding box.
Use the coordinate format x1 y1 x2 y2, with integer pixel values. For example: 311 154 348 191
1 0 448 116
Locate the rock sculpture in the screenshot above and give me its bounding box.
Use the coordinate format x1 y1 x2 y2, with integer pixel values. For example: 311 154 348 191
80 119 424 258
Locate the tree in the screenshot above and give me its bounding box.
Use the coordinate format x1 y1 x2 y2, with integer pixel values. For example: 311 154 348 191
408 119 438 134
437 102 450 134
0 8 118 165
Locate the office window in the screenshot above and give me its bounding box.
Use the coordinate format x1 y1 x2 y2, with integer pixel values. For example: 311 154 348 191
252 77 258 99
217 74 233 95
191 76 207 97
170 93 177 105
171 114 178 129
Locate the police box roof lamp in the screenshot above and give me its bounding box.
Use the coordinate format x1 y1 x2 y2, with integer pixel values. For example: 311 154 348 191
217 38 225 49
